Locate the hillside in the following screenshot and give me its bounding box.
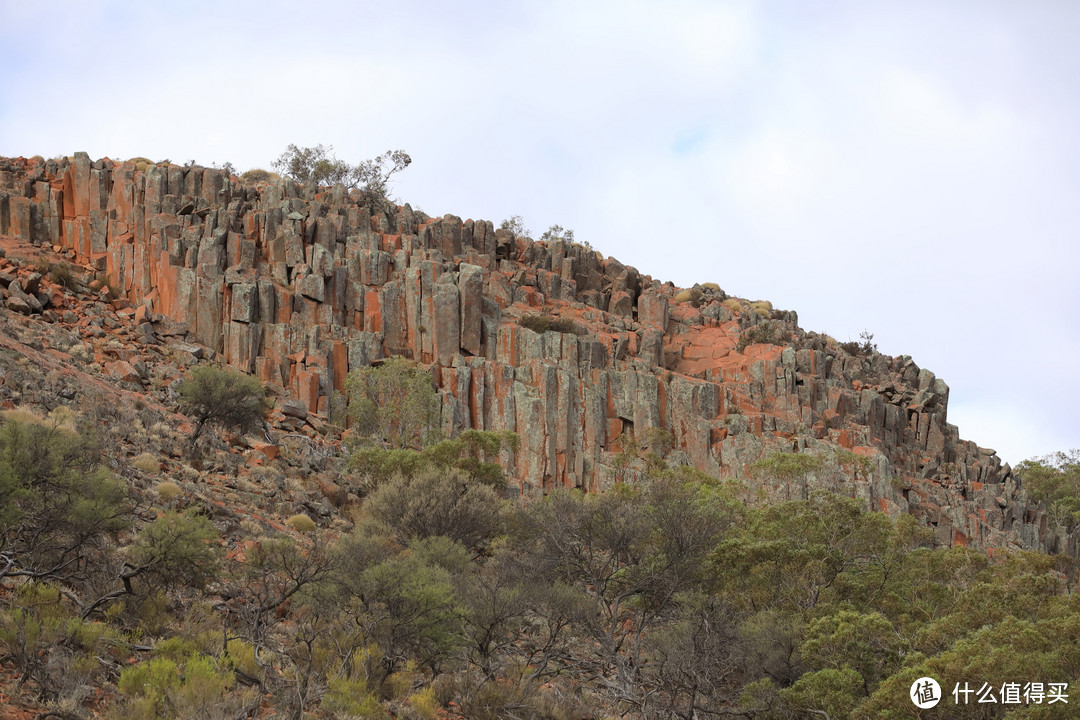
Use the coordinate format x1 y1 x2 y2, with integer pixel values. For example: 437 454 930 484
0 152 1065 556
0 153 1077 719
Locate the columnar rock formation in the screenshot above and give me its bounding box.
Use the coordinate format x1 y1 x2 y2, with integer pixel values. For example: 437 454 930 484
0 153 1071 556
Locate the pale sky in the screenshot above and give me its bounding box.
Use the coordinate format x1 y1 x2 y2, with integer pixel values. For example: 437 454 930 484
2 0 1077 466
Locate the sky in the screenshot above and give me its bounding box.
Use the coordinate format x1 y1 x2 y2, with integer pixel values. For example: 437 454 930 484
1 0 1077 466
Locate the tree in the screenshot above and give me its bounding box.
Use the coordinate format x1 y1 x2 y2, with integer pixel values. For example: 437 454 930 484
539 224 575 243
346 357 439 450
177 366 271 447
271 145 411 205
1016 450 1080 529
362 467 503 550
272 144 354 187
499 215 530 238
0 418 130 587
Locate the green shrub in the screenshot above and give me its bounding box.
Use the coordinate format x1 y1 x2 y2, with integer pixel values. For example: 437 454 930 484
346 357 440 450
750 451 823 480
409 685 441 719
350 429 517 492
0 418 130 584
1016 450 1080 528
177 366 270 446
363 467 503 549
272 144 410 205
834 448 873 476
128 511 220 592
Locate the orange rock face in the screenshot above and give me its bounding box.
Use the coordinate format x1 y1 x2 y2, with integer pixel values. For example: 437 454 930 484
0 153 1067 556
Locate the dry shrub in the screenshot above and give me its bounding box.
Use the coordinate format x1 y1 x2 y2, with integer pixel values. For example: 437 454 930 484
286 513 317 532
133 453 161 474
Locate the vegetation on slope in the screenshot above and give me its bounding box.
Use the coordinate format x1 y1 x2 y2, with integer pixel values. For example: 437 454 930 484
0 357 1076 719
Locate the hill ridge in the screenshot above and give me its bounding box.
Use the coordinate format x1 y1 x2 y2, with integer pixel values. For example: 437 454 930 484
0 152 1069 557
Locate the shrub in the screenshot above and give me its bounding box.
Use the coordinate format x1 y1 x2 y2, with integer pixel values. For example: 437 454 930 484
349 429 518 492
736 321 788 352
1016 450 1080 529
37 260 79 291
239 168 280 184
93 272 122 300
839 330 877 357
156 481 182 502
346 357 439 450
722 298 744 314
409 685 441 719
363 467 503 549
0 418 130 585
133 452 161 473
674 287 705 308
127 511 220 592
286 513 317 532
751 451 823 480
518 313 578 335
749 300 773 319
127 157 154 172
177 366 270 446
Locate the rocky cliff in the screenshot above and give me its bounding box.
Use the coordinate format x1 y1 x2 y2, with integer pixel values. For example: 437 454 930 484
0 152 1071 557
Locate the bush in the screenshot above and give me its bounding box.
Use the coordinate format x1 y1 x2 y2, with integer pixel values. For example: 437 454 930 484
735 321 789 352
177 366 270 446
0 418 130 585
37 260 79 291
722 298 744 314
839 330 877 357
363 467 503 549
156 481 182 503
518 313 578 335
750 451 824 480
239 168 280 184
346 357 440 450
286 513 317 532
749 300 773 319
1016 450 1080 528
127 511 220 592
674 287 705 307
133 452 161 473
350 429 518 493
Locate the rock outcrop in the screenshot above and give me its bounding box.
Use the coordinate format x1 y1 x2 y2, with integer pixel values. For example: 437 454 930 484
0 153 1071 557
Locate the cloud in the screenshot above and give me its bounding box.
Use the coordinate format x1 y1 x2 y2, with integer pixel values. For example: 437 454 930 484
0 0 1077 463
